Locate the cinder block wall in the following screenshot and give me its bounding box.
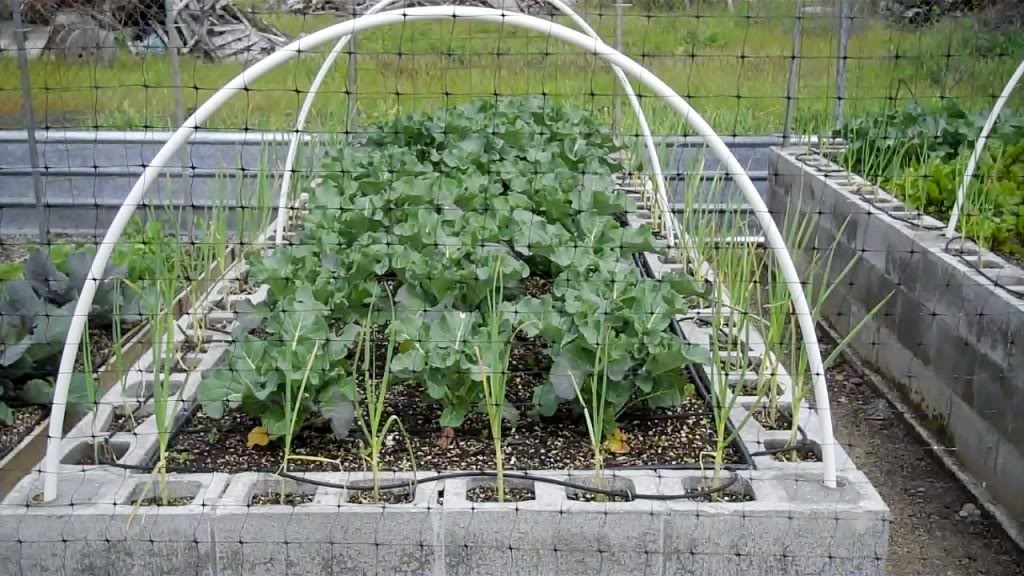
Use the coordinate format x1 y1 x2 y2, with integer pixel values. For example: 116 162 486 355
768 148 1024 530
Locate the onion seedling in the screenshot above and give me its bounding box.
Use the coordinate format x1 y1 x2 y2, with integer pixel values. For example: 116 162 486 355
474 260 532 502
352 289 413 503
706 241 763 492
568 324 613 491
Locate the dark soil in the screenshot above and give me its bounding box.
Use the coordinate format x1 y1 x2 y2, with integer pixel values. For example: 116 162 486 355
348 488 413 505
251 491 315 506
165 337 737 473
0 406 46 458
823 330 1024 576
109 407 143 433
684 483 755 503
522 275 553 297
77 328 116 372
167 391 731 474
466 485 535 503
72 442 121 465
133 495 196 507
751 406 793 430
769 444 820 462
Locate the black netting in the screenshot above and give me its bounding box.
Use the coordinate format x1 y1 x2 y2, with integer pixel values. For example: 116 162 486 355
0 1 1022 575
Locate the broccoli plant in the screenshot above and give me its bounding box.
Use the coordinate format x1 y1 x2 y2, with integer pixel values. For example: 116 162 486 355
199 288 361 440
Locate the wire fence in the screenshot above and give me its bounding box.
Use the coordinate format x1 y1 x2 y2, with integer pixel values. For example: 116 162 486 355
0 1 1023 575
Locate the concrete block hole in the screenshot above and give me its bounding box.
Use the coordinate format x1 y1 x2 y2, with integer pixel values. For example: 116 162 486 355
249 478 318 506
762 438 822 463
61 440 130 465
124 377 184 400
109 402 155 432
124 480 204 507
565 476 635 503
743 401 794 431
344 479 415 505
681 474 756 502
465 477 536 503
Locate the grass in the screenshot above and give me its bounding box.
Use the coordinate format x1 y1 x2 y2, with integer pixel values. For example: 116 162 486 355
1 1 1020 135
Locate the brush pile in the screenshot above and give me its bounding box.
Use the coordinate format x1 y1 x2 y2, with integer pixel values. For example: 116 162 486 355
3 0 287 61
283 0 573 16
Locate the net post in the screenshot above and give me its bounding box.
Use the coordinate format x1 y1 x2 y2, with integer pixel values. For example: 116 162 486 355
10 0 48 244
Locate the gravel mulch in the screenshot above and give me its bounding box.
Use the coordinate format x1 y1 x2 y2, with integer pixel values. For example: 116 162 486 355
0 406 46 459
823 331 1024 576
251 491 315 506
466 485 535 503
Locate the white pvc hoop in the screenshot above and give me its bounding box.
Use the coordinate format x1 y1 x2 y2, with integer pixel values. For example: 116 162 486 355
274 0 677 250
44 6 837 501
945 57 1024 239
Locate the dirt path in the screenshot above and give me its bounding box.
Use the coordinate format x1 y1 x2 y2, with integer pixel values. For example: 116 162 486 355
824 334 1024 576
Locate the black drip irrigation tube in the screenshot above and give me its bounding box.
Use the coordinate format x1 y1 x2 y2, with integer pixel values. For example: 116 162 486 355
96 455 744 501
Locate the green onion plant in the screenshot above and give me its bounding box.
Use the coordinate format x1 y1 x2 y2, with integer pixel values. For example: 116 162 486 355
353 289 413 503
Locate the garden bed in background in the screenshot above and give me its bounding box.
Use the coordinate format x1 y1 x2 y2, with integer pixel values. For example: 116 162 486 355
770 145 1024 530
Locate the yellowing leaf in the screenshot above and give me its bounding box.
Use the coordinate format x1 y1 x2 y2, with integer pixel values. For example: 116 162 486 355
399 340 414 353
605 429 630 455
247 426 270 449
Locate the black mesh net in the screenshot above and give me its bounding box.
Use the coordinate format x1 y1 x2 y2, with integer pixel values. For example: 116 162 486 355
0 1 1022 575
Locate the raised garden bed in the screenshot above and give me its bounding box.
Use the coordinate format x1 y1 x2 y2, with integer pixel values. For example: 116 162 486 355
0 101 887 576
769 145 1024 528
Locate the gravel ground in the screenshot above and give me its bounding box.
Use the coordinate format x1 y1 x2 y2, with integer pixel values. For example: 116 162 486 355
825 334 1024 576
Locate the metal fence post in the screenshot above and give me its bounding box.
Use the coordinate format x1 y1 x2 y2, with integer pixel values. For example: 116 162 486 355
347 3 359 137
11 0 48 243
612 2 628 137
783 0 804 143
833 0 851 130
164 0 186 129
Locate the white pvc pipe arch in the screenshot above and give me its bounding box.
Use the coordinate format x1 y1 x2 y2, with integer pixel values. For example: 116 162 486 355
43 6 838 501
945 57 1024 239
274 0 678 250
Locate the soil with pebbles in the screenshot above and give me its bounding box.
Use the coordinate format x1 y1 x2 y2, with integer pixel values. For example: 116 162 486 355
769 444 819 462
251 491 315 506
522 275 553 297
165 338 739 474
683 487 754 503
167 392 732 474
348 489 413 505
821 330 1024 576
567 491 630 503
1 327 116 456
109 408 144 433
133 496 196 507
750 406 792 431
466 485 535 503
0 406 46 458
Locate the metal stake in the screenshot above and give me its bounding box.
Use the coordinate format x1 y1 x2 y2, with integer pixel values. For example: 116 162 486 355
11 0 48 243
783 0 804 144
612 3 629 137
164 0 185 129
347 3 359 137
833 0 851 130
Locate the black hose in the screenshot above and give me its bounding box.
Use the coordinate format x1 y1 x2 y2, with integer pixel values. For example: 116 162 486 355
943 236 1024 299
748 426 816 458
274 469 742 501
96 458 747 501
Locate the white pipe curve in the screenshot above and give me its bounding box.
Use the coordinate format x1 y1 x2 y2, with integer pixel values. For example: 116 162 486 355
945 58 1024 239
274 0 676 249
44 6 836 501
